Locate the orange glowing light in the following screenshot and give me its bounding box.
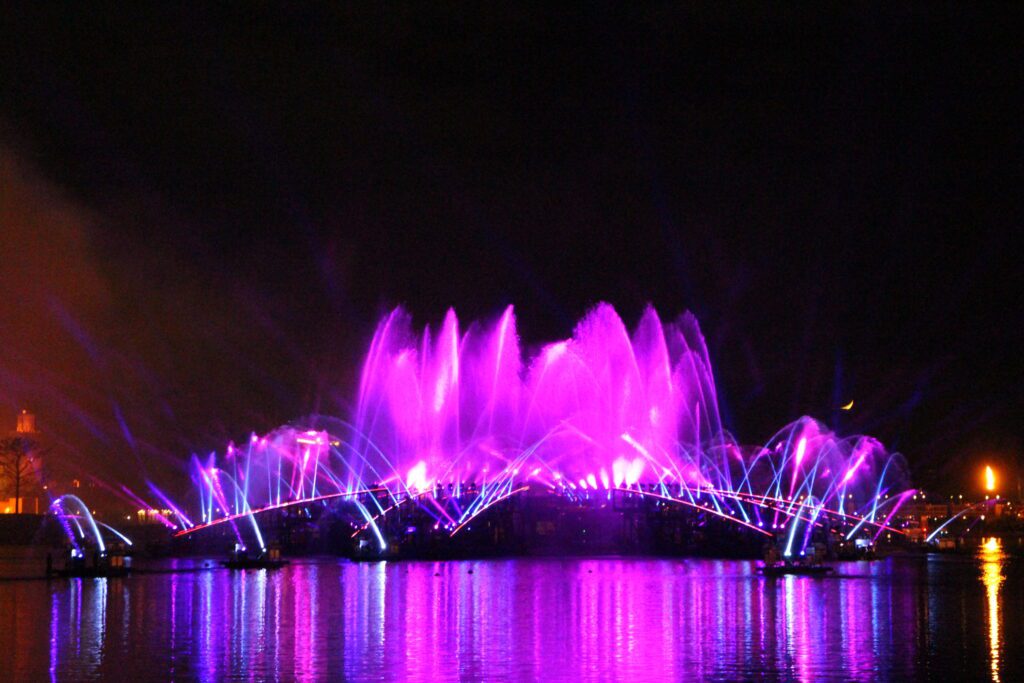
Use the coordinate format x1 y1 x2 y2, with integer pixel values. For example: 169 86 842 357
985 465 996 492
840 400 854 410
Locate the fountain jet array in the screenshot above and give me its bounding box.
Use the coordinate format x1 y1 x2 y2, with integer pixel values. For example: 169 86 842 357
171 304 912 556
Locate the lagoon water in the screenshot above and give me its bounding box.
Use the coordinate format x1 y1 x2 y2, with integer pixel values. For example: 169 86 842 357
0 551 1020 681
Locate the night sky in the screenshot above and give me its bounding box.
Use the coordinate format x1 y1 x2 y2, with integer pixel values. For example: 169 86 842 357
1 5 1021 495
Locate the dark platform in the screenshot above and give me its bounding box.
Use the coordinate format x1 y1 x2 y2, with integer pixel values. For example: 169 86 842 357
757 564 834 577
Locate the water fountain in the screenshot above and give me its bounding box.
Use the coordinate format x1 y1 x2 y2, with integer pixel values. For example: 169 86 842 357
169 303 912 558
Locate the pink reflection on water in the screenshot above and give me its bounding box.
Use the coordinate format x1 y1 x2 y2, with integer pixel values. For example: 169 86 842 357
7 557 1016 680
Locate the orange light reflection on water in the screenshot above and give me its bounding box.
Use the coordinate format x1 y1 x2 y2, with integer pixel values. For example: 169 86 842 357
980 537 1005 682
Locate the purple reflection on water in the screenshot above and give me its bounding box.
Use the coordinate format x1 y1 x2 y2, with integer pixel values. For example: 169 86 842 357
48 588 57 682
3 555 1022 681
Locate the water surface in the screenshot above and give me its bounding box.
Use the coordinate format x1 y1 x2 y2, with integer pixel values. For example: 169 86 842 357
0 550 1019 681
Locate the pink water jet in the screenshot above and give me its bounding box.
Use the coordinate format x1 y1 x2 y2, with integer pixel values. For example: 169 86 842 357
352 303 728 492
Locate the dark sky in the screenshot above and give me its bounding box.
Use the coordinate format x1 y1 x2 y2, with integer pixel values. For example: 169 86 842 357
1 5 1022 494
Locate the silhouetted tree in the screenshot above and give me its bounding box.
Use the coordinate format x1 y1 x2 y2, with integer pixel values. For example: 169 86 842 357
0 436 40 513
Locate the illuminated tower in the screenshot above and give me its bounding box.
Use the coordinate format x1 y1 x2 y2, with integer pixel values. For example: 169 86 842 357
16 409 36 434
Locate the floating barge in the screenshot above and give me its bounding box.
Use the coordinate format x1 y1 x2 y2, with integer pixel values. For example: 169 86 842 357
757 564 834 577
48 548 132 578
222 546 288 570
